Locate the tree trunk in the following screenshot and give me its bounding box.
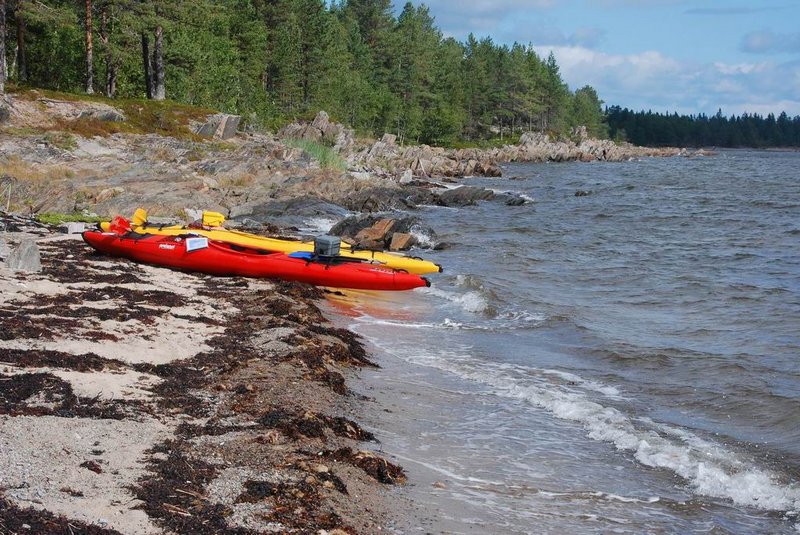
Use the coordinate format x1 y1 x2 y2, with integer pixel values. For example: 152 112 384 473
152 25 165 100
100 4 115 97
16 0 26 83
141 32 152 99
84 0 94 94
0 0 6 94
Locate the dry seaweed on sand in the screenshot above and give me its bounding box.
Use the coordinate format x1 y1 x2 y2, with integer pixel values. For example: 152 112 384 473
0 497 124 535
1 236 406 534
319 448 407 485
0 372 149 419
0 349 124 372
258 409 376 442
132 444 247 535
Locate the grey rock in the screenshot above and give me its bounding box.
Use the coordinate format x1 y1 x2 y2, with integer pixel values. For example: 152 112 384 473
341 187 415 213
0 105 10 124
6 238 42 272
234 196 350 229
195 114 241 140
330 214 438 249
438 186 495 207
78 109 127 122
60 222 86 234
502 194 526 206
199 160 237 176
0 237 9 260
278 111 355 153
329 214 383 239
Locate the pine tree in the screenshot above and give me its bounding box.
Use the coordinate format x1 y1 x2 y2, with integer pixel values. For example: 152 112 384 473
84 0 94 94
16 0 27 82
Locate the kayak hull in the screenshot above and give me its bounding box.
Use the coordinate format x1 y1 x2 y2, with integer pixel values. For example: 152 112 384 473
82 230 430 291
100 221 442 275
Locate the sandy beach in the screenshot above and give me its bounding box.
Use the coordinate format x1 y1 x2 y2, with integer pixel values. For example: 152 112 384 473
0 227 411 534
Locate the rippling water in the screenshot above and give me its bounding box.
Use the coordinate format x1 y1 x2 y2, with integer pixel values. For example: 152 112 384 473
324 149 800 533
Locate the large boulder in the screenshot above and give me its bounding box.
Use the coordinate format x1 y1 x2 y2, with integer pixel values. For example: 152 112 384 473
340 186 436 212
231 195 350 229
438 186 495 207
389 232 416 251
195 114 241 140
329 215 439 250
6 238 42 272
341 187 412 213
79 108 127 122
278 111 356 153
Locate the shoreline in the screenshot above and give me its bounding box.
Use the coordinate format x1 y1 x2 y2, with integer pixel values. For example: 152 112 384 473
0 229 412 533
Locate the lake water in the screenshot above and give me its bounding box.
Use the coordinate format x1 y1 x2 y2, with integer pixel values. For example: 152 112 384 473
324 150 800 533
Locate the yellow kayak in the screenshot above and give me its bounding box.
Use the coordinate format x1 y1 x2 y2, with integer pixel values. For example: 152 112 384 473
101 209 442 275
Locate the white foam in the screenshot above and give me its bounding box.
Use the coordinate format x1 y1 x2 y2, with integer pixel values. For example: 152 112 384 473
386 350 800 513
410 227 437 248
425 286 490 314
487 188 536 203
542 369 623 399
300 216 339 234
354 316 462 331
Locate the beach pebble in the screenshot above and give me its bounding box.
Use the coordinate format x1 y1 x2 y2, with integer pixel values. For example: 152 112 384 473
314 464 330 474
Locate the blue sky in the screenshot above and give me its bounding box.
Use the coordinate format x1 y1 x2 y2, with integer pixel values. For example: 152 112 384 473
410 0 800 117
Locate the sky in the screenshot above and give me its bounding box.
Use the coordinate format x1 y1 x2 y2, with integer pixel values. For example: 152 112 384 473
410 0 800 117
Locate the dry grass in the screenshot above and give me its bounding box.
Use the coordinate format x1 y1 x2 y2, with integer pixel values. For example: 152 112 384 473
0 155 76 182
218 172 256 188
0 156 80 214
149 146 178 162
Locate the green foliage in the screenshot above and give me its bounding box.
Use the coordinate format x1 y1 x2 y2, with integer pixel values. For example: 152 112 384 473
568 86 607 139
284 139 347 171
606 107 800 148
6 0 617 143
36 211 106 225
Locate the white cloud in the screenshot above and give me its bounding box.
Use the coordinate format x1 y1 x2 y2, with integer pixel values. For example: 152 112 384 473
713 62 768 75
412 0 800 116
534 46 800 116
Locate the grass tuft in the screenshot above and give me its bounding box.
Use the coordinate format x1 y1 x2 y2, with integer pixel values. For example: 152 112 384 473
284 139 347 171
36 212 106 225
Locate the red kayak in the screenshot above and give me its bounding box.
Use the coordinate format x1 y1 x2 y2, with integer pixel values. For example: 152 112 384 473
82 227 430 291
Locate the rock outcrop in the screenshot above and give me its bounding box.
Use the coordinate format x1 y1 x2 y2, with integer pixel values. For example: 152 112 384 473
329 215 439 251
438 186 495 207
195 113 241 140
346 130 685 182
277 111 355 153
